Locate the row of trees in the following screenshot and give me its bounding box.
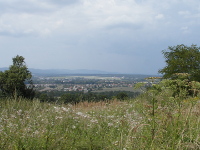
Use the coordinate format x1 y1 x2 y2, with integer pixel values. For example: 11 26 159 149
36 91 140 103
0 44 200 101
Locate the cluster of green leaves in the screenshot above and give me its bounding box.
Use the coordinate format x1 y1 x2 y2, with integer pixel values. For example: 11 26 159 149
159 44 200 82
150 78 199 99
0 55 34 99
155 44 200 99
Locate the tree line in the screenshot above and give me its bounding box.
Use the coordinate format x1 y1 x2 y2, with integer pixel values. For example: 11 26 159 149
35 90 141 103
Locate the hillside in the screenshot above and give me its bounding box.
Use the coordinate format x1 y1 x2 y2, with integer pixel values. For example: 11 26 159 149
0 94 200 149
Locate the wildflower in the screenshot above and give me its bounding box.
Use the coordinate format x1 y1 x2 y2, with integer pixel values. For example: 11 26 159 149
61 107 70 112
17 109 22 115
33 130 39 135
55 116 63 120
73 117 79 120
90 119 98 124
54 106 60 112
107 115 114 119
10 114 17 119
113 141 119 146
7 123 13 128
0 125 3 132
76 112 88 118
76 112 83 116
87 124 91 127
108 123 113 127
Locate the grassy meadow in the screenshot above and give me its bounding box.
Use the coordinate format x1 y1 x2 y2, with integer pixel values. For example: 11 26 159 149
0 94 200 149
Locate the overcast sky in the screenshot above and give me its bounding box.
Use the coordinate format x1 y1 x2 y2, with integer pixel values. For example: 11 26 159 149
0 0 199 74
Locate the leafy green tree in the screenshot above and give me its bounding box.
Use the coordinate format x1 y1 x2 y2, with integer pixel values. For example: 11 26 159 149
159 44 200 81
0 55 35 99
116 92 128 100
60 93 79 104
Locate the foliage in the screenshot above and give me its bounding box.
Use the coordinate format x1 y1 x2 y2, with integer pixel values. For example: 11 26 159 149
0 55 34 99
35 90 141 103
151 79 189 98
116 92 128 100
190 81 200 96
159 44 200 82
144 76 200 103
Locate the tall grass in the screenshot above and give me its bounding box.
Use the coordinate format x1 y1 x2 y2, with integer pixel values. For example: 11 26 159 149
0 95 200 149
133 92 200 149
0 98 142 149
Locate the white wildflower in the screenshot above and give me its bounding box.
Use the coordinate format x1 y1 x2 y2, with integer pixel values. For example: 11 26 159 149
108 123 114 127
73 117 79 120
90 119 98 124
55 116 63 120
10 114 16 119
33 130 39 135
113 141 119 145
17 109 22 115
76 112 83 116
107 115 114 119
0 125 3 132
61 107 70 112
54 106 60 112
76 112 88 118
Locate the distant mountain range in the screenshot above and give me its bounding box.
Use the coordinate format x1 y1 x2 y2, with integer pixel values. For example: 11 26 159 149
0 68 161 78
0 68 118 75
29 68 118 75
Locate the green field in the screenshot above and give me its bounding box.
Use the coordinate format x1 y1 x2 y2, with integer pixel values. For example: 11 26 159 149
49 75 122 80
93 87 136 92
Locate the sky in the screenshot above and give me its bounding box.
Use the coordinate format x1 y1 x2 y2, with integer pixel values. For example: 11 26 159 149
0 0 200 74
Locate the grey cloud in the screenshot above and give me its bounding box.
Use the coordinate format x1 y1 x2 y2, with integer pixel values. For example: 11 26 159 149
0 30 37 37
0 0 200 74
0 0 81 14
0 1 55 14
46 0 81 6
105 22 143 31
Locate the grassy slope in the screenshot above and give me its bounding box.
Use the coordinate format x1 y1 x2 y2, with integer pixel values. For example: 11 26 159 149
0 96 200 149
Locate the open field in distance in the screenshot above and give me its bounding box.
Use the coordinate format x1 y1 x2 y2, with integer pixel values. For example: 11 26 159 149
48 76 122 80
93 87 137 92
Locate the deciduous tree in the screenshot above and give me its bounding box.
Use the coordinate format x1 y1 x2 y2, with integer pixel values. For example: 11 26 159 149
0 55 35 99
159 44 200 82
